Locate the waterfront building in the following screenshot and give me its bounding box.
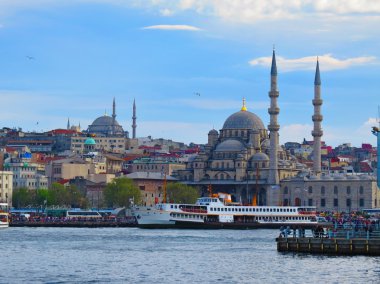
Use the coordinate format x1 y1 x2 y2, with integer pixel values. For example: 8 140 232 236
0 171 13 207
126 157 186 176
125 172 177 206
280 174 379 211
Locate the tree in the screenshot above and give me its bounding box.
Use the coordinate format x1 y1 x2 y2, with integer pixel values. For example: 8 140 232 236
103 177 141 208
166 183 200 204
12 188 31 208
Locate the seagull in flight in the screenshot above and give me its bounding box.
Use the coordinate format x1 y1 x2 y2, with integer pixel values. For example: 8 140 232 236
26 56 35 60
194 92 200 96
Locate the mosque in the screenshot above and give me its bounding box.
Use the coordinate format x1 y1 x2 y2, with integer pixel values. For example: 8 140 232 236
176 50 379 210
70 98 137 154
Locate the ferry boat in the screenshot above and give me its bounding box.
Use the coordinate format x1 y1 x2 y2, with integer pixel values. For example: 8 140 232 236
0 203 10 228
133 194 318 229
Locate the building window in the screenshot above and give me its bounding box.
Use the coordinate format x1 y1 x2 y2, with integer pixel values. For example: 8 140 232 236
359 198 364 207
334 198 339 207
359 186 364 194
346 198 351 207
284 187 288 194
334 186 338 195
321 186 325 195
139 186 145 191
308 186 313 194
347 186 351 195
320 198 326 207
308 199 313 206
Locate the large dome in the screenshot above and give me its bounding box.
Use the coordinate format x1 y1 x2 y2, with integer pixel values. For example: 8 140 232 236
223 110 264 130
88 115 125 136
215 139 245 152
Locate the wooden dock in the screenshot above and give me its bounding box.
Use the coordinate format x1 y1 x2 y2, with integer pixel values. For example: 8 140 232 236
277 237 380 255
276 224 380 256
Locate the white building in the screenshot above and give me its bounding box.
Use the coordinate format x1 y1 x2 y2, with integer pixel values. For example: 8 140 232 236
0 171 13 206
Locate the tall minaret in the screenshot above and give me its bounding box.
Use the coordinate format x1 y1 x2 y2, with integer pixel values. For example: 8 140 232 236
268 49 280 185
112 97 116 135
132 98 137 139
312 59 323 175
67 118 70 130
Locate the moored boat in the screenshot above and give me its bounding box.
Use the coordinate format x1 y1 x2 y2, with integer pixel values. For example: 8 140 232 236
133 194 319 229
0 203 9 228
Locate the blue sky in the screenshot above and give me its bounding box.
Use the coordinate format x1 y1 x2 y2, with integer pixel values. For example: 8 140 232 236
0 1 379 147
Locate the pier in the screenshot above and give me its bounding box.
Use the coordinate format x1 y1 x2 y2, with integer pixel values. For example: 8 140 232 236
276 223 380 256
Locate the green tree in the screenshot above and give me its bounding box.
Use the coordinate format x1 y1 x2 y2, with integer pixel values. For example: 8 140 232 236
166 183 200 204
12 188 32 208
103 177 141 208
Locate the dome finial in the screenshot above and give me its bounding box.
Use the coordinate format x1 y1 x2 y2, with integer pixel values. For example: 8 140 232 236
241 97 248 111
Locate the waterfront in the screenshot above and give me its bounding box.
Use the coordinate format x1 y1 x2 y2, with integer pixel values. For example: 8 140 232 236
1 228 379 283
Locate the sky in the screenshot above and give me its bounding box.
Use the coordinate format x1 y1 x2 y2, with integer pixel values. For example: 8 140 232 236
0 0 379 147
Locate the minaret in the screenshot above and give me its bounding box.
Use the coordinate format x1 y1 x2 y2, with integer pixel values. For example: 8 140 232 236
312 59 323 175
268 49 280 185
67 118 70 130
132 98 137 139
112 97 116 135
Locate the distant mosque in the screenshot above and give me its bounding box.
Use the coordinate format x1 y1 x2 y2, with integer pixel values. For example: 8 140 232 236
67 98 137 139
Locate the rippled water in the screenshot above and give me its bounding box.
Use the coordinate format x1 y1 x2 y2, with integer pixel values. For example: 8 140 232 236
1 227 379 283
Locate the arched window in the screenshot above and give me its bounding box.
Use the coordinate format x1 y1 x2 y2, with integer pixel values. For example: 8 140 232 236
284 187 288 194
220 174 224 180
347 186 351 195
359 186 364 194
308 186 313 194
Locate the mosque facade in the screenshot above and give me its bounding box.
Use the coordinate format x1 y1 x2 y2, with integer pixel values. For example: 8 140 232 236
176 50 379 209
176 51 303 205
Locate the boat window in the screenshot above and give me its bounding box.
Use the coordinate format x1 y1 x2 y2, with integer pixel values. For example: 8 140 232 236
270 208 272 212
175 205 178 209
228 208 231 212
171 205 173 208
217 208 220 211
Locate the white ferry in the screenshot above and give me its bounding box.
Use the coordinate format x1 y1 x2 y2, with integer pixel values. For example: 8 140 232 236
133 195 318 229
0 203 9 228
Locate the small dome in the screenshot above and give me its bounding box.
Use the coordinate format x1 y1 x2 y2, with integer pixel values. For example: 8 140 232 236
88 115 124 136
215 139 245 152
251 152 269 161
223 110 264 130
208 129 218 135
84 138 96 145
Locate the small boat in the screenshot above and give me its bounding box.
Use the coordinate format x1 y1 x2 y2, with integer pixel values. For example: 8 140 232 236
132 194 319 229
0 203 10 228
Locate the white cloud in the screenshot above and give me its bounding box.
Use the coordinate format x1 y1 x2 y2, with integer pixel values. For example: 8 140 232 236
249 54 377 72
142 24 201 31
159 8 173 16
129 0 380 23
1 1 379 23
280 124 312 144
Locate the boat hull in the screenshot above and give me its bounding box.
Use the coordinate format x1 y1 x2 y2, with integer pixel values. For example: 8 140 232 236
138 220 322 230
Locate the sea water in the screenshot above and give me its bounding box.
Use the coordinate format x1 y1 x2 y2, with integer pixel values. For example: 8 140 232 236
1 228 379 283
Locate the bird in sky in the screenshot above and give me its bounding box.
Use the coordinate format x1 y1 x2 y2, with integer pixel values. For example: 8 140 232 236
195 92 200 96
26 56 34 60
